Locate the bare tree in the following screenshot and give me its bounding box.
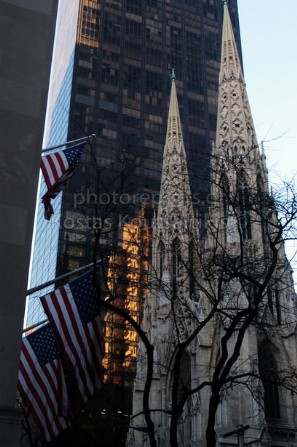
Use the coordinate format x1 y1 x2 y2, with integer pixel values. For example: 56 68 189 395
94 150 297 447
161 152 297 447
44 144 297 447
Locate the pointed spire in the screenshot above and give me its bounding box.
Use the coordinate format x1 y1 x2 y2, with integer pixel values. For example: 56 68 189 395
215 2 262 163
209 1 270 248
165 71 183 149
157 72 195 228
152 73 198 299
220 1 243 82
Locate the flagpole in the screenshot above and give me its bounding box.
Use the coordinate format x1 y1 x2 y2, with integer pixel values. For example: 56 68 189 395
41 134 96 154
24 260 102 333
26 259 102 295
23 318 49 334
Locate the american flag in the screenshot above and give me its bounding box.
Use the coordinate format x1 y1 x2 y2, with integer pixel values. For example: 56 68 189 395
40 142 85 220
40 270 103 405
18 324 71 443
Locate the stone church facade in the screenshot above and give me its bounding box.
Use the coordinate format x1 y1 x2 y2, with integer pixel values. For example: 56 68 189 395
128 3 297 446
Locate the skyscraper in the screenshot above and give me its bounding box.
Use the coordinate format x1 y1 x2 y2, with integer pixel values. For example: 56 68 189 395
29 0 242 319
26 0 243 444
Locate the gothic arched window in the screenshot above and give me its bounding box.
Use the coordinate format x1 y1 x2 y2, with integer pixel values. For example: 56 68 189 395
157 241 165 279
267 287 282 324
275 288 282 325
220 173 230 242
172 238 181 298
238 171 252 240
258 343 280 420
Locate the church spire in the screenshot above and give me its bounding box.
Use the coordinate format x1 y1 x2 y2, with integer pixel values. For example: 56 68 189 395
209 2 269 245
220 1 243 83
150 72 198 315
215 1 266 172
157 73 194 224
165 69 183 151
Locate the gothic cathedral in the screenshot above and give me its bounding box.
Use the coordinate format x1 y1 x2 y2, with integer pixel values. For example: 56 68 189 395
129 3 297 446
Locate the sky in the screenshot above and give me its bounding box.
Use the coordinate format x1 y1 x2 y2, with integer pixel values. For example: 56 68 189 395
238 0 297 274
238 0 297 183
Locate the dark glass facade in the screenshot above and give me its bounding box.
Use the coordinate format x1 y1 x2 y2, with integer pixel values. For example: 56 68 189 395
28 1 242 444
57 0 242 276
26 1 80 326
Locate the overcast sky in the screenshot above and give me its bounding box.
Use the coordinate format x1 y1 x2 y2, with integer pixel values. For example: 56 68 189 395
238 0 297 273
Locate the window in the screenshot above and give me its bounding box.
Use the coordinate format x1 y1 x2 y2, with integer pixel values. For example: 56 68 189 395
204 31 219 60
157 241 165 279
172 238 181 298
257 175 266 244
187 57 204 93
146 47 162 65
220 173 229 242
258 343 280 420
126 0 142 15
275 288 282 325
145 70 162 93
188 99 205 127
103 17 121 45
125 19 142 38
238 171 252 240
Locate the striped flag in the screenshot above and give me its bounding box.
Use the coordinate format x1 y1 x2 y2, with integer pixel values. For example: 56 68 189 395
40 270 103 405
40 142 85 220
18 324 71 443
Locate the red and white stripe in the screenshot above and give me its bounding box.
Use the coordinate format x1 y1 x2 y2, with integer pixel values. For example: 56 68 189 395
18 339 70 443
41 151 69 190
41 285 102 404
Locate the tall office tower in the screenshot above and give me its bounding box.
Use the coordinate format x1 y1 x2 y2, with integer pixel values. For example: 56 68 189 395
27 0 81 325
27 0 242 444
28 0 242 323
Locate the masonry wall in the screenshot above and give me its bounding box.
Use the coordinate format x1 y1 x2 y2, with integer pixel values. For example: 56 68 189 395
0 1 57 445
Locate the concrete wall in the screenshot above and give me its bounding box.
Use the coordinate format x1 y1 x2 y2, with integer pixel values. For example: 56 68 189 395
0 0 58 444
